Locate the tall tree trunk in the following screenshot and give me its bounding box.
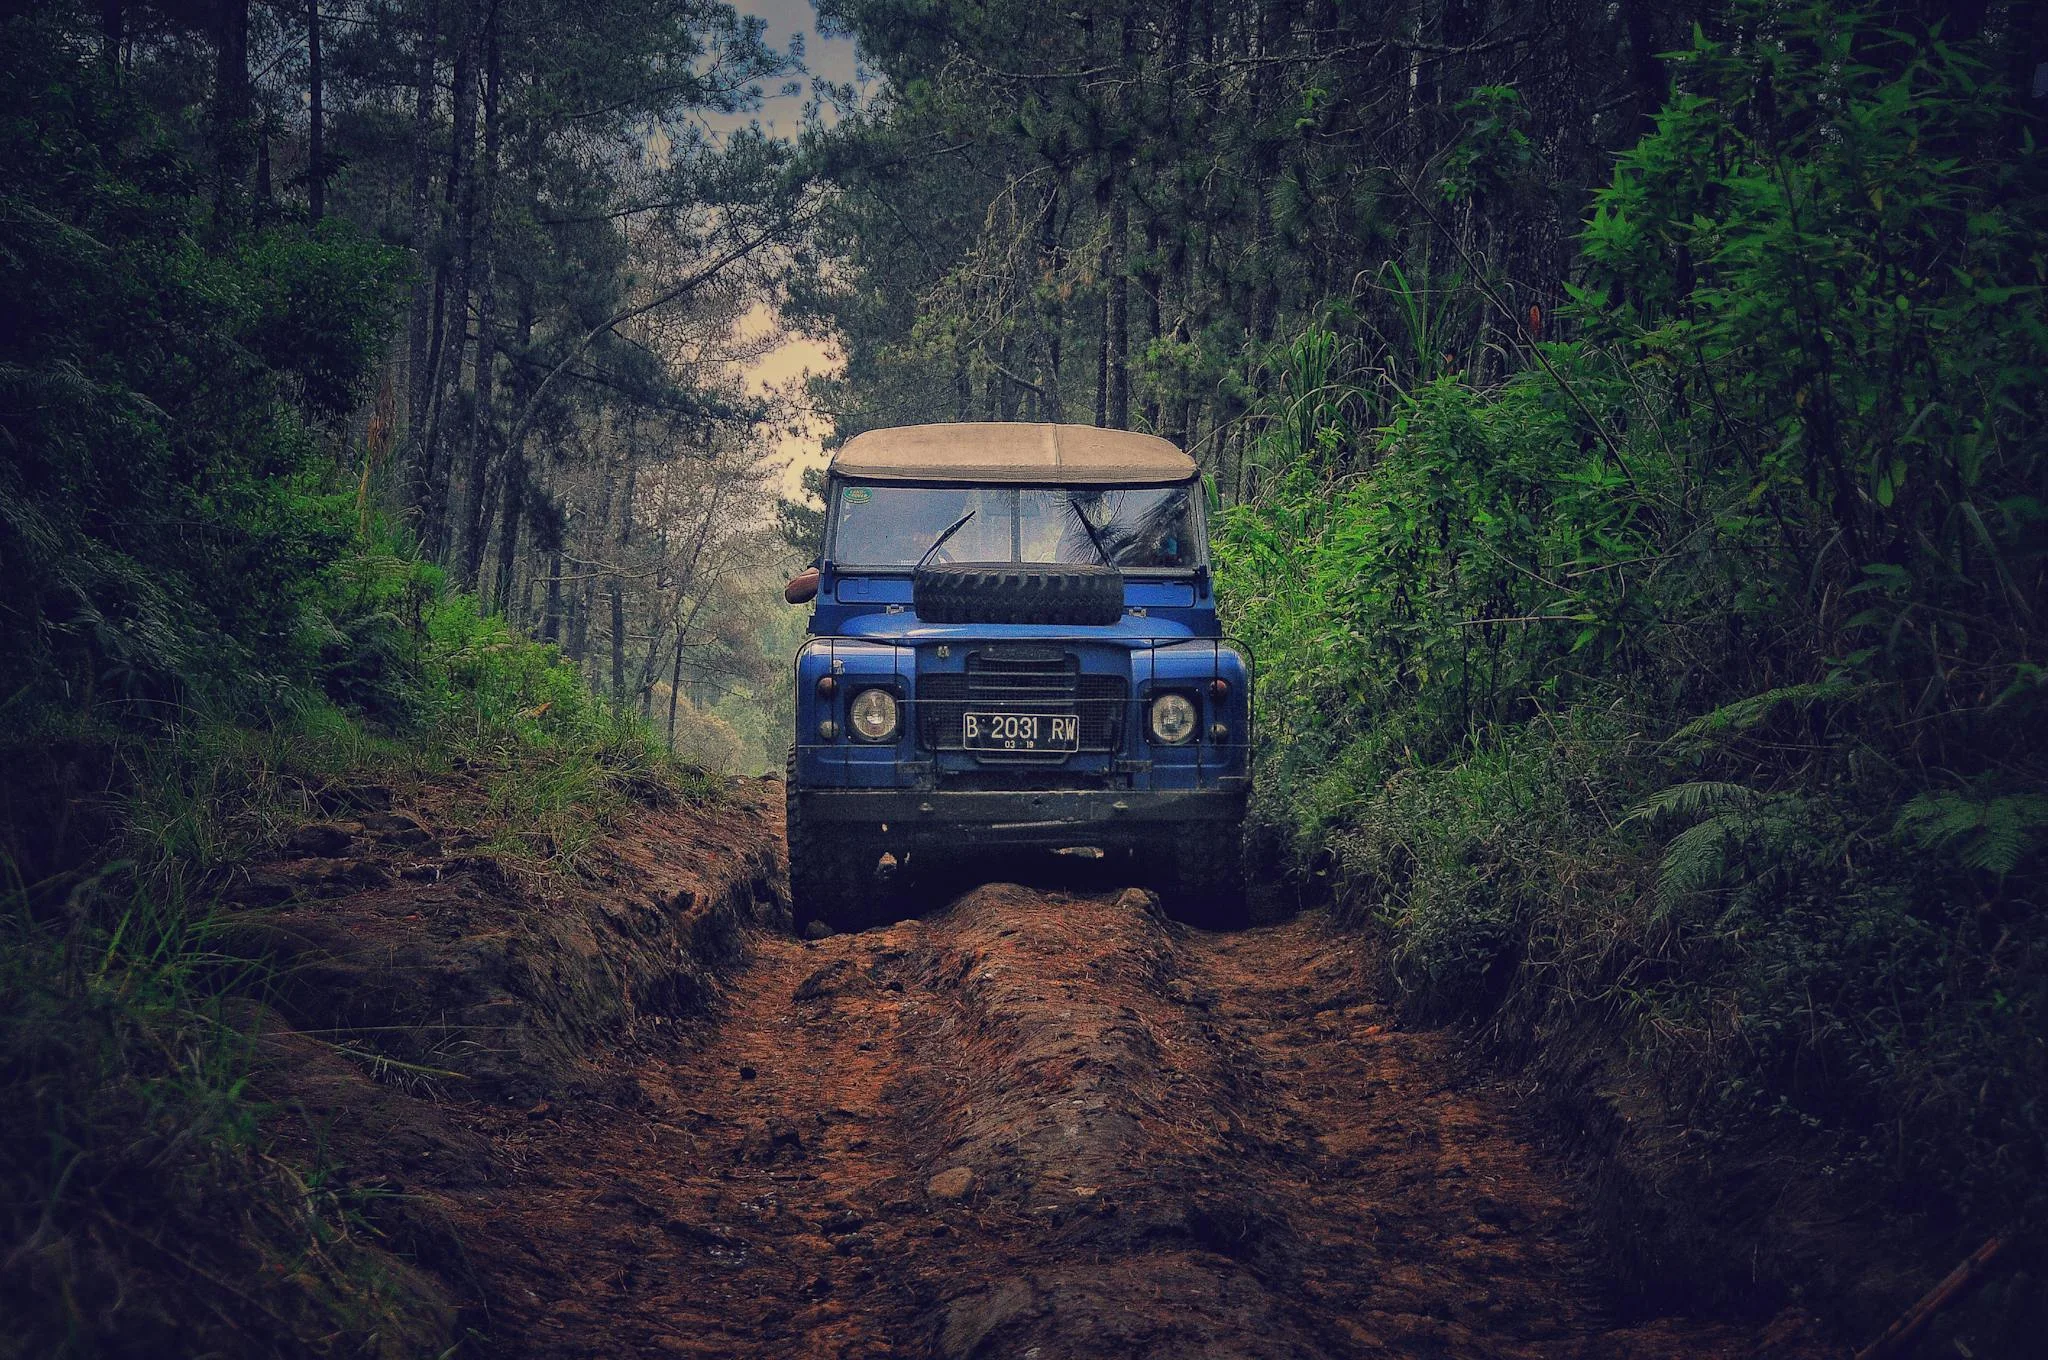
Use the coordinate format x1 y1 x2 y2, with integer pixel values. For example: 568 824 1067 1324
492 269 536 615
1093 261 1109 428
516 542 540 629
567 500 595 668
1107 12 1134 429
1139 214 1163 429
404 0 440 519
459 7 504 590
632 502 674 712
1108 169 1130 429
256 122 271 210
423 0 479 563
541 545 564 642
609 579 627 706
568 448 612 669
1035 179 1066 424
491 458 523 612
1170 185 1212 451
1621 0 1668 136
568 577 591 668
609 433 639 709
572 436 615 675
636 623 662 716
210 0 251 227
306 0 324 220
666 621 685 748
101 0 121 70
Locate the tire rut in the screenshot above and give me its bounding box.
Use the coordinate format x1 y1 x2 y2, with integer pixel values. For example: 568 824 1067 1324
429 877 1830 1359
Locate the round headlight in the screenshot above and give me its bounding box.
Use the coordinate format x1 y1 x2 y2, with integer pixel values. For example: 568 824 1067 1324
1149 692 1197 745
849 688 899 741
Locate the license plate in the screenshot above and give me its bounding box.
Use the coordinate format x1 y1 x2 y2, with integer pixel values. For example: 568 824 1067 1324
963 711 1079 752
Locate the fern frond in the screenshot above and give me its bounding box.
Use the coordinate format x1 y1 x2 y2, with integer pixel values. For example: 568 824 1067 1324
1899 791 2048 875
1667 679 1864 745
1657 815 1740 907
1624 781 1761 826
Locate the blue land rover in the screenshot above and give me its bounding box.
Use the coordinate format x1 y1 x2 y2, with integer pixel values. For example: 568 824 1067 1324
783 423 1251 932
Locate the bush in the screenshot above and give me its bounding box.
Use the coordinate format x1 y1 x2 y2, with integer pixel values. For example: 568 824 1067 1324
1217 0 2047 1334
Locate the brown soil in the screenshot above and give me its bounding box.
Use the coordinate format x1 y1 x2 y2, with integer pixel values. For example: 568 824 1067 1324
260 788 1845 1359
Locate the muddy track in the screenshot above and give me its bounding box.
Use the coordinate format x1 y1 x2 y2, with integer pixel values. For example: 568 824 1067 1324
417 845 1831 1359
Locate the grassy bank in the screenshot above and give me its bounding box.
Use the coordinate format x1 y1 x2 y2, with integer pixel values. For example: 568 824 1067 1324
0 555 711 1358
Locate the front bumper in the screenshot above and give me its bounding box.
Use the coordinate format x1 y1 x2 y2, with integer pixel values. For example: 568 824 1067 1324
797 783 1247 848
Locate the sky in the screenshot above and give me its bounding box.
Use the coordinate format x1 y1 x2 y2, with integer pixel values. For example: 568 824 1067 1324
737 0 864 138
723 1 865 498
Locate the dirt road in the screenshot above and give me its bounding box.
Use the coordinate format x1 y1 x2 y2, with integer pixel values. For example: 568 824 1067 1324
413 849 1829 1359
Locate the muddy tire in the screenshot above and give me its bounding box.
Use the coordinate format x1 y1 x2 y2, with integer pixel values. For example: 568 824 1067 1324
784 749 874 934
1150 821 1250 930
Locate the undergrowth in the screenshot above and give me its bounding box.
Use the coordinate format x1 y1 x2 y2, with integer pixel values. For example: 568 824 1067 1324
0 551 708 1358
1218 4 2046 1342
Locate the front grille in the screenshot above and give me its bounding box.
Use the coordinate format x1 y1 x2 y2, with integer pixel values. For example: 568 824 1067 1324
916 651 1126 758
1075 675 1124 747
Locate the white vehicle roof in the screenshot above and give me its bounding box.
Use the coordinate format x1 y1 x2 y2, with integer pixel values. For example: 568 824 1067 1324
830 422 1196 485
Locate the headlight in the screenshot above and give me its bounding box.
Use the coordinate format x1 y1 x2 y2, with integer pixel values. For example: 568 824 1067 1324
1149 692 1197 745
849 687 899 741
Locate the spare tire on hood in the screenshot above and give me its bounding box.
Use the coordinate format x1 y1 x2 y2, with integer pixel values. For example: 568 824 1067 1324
913 563 1126 626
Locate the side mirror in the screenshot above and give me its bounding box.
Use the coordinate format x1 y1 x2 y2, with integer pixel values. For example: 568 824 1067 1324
784 566 820 605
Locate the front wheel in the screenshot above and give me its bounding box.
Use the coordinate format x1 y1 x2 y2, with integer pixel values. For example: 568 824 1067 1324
1148 821 1250 930
784 750 876 934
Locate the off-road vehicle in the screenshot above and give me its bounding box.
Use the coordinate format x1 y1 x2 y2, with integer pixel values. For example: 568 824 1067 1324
783 423 1251 932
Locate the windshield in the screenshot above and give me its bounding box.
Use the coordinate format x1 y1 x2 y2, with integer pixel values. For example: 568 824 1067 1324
829 483 1202 570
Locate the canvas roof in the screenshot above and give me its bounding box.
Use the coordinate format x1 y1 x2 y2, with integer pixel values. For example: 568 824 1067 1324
830 423 1196 484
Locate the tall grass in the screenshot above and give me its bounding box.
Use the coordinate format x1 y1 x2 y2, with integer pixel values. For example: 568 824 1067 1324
0 843 453 1357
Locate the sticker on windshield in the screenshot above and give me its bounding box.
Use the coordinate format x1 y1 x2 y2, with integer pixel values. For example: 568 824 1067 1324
844 487 871 506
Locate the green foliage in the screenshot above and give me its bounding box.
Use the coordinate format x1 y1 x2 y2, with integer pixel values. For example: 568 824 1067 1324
1896 790 2048 876
776 464 829 561
0 9 404 720
0 10 725 1349
1438 87 1537 206
0 548 702 1353
1216 0 2048 1302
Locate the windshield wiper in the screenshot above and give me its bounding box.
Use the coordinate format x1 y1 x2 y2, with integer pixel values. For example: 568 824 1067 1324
914 508 976 570
1068 492 1113 565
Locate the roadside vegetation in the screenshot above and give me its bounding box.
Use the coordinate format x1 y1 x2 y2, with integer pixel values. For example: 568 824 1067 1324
0 1 798 1352
799 0 2046 1344
1219 18 2046 1319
